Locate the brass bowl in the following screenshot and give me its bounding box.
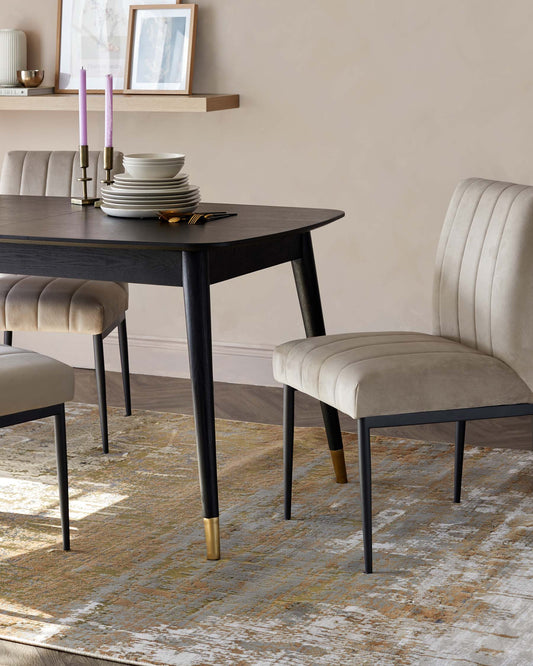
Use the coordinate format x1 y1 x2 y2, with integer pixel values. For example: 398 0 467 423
17 69 44 88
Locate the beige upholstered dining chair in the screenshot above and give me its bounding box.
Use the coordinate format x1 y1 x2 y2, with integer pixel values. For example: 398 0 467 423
0 343 74 550
274 178 533 573
0 150 130 454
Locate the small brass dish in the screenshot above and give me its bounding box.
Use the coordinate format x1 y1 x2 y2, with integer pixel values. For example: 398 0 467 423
17 69 44 88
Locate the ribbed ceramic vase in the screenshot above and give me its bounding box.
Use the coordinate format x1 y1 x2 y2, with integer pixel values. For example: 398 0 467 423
0 29 27 87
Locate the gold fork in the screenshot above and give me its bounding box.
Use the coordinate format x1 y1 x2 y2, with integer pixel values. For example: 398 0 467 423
188 213 203 225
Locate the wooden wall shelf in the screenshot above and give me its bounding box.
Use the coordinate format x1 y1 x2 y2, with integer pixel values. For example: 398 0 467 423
0 93 239 113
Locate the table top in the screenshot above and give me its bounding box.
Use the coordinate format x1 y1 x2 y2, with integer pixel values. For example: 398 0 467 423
0 196 344 250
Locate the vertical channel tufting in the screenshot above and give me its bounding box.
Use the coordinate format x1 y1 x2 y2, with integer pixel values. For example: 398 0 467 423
35 277 62 330
89 150 99 198
1 150 122 199
0 151 27 195
43 152 53 196
50 153 78 196
7 276 54 330
1 275 23 329
471 184 501 353
23 153 49 195
479 185 527 356
434 177 533 392
432 178 471 338
67 281 88 332
18 151 29 194
457 182 516 351
468 185 503 351
70 151 78 198
488 186 530 355
455 182 492 347
434 178 491 342
433 179 519 351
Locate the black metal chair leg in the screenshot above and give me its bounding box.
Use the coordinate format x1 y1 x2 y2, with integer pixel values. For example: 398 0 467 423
454 420 466 503
357 418 372 574
283 385 295 520
3 331 12 345
93 334 109 454
118 318 132 416
54 405 70 551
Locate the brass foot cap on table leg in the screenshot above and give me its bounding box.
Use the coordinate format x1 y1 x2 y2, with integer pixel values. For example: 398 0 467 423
330 449 348 484
204 517 220 560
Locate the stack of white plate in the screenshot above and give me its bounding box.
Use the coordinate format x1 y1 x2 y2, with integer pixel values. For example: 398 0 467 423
100 153 200 219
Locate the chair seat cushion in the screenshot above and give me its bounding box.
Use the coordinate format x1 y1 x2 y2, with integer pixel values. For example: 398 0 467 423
273 332 532 418
0 345 74 416
0 275 128 335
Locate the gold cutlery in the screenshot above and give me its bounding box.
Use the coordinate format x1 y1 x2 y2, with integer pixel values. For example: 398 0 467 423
158 211 237 225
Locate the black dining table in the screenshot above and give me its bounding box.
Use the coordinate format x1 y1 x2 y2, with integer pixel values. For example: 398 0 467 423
0 195 346 559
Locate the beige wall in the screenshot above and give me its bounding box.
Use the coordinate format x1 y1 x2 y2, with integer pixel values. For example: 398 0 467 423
1 1 533 383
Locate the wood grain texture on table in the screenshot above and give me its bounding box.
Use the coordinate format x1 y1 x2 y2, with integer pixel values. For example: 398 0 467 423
0 196 344 249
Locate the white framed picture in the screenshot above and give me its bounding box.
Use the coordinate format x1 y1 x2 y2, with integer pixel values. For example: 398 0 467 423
55 0 180 93
124 4 197 95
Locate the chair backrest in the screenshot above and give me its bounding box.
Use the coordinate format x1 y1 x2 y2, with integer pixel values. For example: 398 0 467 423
0 150 123 198
433 177 533 390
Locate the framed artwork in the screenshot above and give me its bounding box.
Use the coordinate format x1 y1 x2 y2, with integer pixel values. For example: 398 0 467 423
55 0 180 93
124 4 197 95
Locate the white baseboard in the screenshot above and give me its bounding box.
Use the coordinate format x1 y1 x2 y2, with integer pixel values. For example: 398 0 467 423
11 331 278 387
106 334 278 386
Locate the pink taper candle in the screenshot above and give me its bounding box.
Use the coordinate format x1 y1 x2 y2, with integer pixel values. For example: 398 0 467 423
78 67 87 145
105 74 113 148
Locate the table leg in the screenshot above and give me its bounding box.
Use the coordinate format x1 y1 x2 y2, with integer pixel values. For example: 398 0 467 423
291 232 348 484
182 250 220 560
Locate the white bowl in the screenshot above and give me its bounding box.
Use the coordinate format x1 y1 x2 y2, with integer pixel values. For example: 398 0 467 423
123 160 184 168
124 157 185 164
125 163 184 179
124 153 185 161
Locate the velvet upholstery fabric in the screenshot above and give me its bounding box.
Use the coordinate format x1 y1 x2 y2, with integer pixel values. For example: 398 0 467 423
0 276 128 335
0 150 122 198
273 331 531 419
433 178 533 393
0 344 74 416
273 178 533 418
0 151 128 336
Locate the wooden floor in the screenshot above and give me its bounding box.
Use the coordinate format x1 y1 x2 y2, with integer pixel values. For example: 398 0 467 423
3 369 532 666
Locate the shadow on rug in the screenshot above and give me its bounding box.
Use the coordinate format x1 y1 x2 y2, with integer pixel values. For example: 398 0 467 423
0 404 532 665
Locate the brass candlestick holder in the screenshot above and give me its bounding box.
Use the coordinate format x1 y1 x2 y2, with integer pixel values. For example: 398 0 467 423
71 145 99 206
101 146 114 186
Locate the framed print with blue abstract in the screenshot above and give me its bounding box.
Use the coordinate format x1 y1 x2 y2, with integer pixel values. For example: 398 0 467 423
55 0 180 93
124 4 197 94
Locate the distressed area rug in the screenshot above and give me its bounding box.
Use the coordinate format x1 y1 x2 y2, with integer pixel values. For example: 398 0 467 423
0 404 533 665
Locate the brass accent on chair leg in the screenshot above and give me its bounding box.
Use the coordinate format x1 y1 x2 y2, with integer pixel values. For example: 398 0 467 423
330 449 348 484
203 517 220 560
